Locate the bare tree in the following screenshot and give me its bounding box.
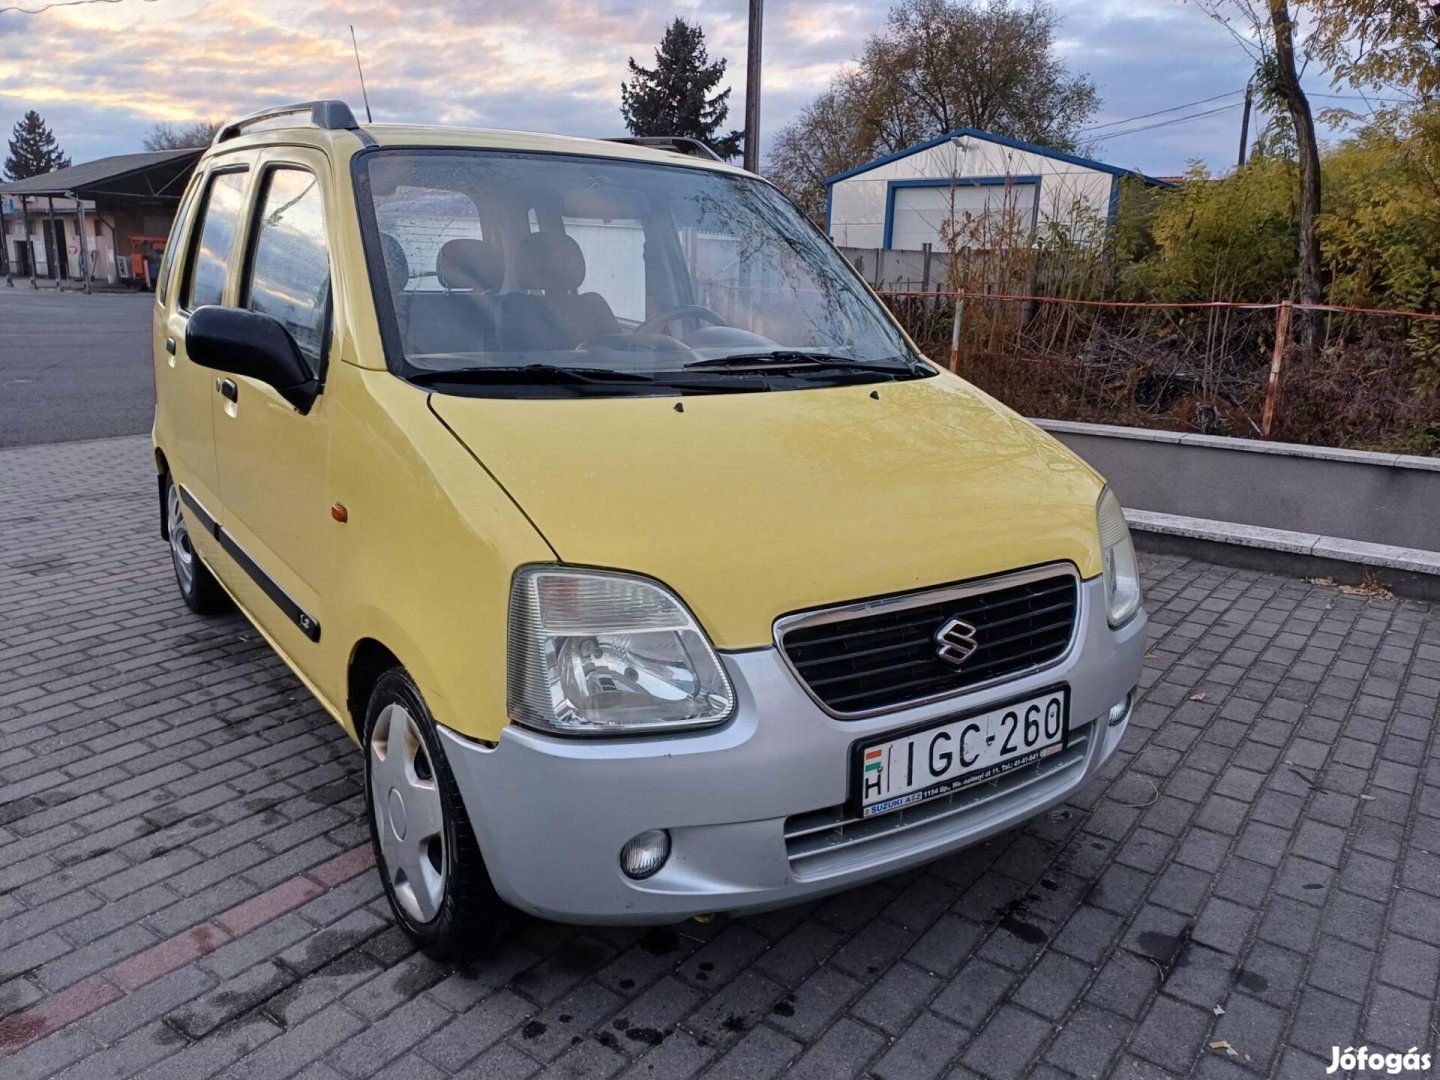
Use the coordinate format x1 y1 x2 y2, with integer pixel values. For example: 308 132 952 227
143 121 220 151
1193 0 1323 352
1268 1 1323 345
767 0 1098 220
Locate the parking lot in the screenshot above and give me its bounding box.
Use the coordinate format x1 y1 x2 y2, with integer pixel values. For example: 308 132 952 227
0 288 154 448
1 428 1438 1079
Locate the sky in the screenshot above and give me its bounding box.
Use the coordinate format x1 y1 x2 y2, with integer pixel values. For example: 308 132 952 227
0 0 1370 177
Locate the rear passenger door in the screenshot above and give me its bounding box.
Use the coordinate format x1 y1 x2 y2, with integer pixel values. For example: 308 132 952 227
159 160 253 533
208 148 334 667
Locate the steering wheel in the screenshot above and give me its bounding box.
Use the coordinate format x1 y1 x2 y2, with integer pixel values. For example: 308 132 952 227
634 305 728 336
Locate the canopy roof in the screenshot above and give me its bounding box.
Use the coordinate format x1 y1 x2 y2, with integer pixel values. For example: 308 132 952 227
0 148 201 203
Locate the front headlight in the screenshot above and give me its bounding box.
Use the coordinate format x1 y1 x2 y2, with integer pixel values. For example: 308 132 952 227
508 567 736 736
1098 487 1142 626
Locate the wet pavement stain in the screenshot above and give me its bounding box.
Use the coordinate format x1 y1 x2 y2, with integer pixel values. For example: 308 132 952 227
772 994 797 1018
626 1027 666 1046
1135 924 1196 982
521 1019 547 1039
992 898 1049 944
1233 967 1268 992
637 928 680 956
722 1014 748 1033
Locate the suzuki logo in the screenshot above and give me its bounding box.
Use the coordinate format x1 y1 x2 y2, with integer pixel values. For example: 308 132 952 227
934 617 979 667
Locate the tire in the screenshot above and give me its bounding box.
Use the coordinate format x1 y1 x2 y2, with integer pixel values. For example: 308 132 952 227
163 474 229 615
363 667 511 962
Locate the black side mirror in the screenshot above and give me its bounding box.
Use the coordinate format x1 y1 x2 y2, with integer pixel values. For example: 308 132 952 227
186 306 320 413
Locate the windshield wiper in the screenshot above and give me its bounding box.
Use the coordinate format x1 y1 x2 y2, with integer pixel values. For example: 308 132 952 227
408 364 656 386
684 351 927 375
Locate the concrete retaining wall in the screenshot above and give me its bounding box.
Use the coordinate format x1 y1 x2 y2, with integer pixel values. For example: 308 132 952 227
1037 420 1440 551
1034 419 1440 597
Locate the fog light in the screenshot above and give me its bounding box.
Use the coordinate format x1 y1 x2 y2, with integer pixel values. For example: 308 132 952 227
620 829 670 880
1108 692 1133 727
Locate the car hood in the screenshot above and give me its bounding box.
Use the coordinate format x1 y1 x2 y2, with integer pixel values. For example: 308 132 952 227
429 373 1106 649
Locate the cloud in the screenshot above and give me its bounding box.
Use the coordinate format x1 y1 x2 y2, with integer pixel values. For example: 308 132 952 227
0 0 1353 173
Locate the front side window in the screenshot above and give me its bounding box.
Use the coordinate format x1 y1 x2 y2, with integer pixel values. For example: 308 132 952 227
183 169 248 309
357 149 929 396
245 168 331 374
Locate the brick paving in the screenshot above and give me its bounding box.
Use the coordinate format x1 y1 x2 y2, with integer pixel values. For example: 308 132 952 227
1 433 1438 1080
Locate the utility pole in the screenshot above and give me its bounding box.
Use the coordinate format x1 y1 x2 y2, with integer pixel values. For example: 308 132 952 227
72 191 91 294
0 195 10 286
22 196 36 288
743 0 763 173
1237 80 1254 169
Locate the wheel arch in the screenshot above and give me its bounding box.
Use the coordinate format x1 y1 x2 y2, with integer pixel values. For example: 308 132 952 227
348 637 402 737
155 447 171 541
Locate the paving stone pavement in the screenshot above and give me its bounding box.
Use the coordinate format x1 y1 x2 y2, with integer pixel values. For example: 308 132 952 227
1 434 1438 1080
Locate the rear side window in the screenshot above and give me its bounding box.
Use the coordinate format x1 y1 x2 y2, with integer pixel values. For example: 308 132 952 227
158 182 198 305
244 168 331 374
183 169 248 309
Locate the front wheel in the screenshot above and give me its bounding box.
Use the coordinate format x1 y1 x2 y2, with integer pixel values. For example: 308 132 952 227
164 475 228 614
364 667 510 961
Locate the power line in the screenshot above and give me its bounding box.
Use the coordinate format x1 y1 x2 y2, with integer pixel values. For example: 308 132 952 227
0 0 157 13
1078 87 1410 145
1078 89 1246 134
1308 91 1410 104
1088 102 1244 143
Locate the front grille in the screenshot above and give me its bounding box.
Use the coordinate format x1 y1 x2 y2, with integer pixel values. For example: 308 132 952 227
778 569 1079 717
784 725 1093 879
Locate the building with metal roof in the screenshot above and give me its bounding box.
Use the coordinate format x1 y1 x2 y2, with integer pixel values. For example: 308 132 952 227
1 148 201 288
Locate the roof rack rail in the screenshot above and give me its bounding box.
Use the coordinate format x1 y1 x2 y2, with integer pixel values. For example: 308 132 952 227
606 136 723 162
215 100 361 144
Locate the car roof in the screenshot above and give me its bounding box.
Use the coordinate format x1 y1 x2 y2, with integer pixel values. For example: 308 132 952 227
201 121 749 176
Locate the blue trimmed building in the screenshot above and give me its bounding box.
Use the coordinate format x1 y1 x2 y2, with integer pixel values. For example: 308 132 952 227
824 128 1172 252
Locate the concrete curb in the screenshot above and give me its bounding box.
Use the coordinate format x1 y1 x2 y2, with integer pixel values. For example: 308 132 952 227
1036 418 1440 473
1126 508 1440 601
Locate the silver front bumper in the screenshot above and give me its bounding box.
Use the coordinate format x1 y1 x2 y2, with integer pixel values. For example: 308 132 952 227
437 575 1147 924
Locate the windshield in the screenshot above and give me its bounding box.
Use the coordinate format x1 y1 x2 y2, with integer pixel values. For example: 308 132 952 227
356 148 929 393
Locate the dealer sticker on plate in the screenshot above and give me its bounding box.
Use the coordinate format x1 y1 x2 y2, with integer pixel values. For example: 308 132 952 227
856 688 1069 818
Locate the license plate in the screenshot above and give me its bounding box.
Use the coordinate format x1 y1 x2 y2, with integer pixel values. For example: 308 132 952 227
854 688 1069 818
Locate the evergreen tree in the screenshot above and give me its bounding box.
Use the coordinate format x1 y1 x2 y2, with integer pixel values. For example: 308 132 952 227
4 111 71 181
621 18 743 160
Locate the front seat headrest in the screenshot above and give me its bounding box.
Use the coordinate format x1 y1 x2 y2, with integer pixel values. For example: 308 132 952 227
437 237 504 292
511 232 586 293
377 232 409 298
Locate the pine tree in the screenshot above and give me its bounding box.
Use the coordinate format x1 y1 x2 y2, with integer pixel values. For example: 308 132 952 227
621 18 743 160
4 111 71 181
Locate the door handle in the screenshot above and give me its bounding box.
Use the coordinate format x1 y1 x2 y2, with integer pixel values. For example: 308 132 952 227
165 336 176 355
217 378 238 403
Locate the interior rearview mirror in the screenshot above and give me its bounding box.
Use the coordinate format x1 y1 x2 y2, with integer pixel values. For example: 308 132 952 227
186 306 319 413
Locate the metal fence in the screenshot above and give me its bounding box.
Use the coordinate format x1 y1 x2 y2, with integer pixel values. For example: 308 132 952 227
872 289 1440 454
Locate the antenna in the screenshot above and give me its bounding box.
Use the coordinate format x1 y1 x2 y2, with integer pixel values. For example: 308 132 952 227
350 24 373 123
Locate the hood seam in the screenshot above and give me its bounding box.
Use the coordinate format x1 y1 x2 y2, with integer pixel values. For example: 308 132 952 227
426 394 562 562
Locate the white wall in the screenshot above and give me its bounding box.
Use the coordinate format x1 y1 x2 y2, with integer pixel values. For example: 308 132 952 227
828 133 1116 251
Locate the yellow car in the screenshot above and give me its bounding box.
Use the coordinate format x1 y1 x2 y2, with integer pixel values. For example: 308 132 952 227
152 100 1146 961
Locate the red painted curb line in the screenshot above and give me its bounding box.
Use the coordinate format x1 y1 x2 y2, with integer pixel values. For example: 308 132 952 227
0 844 375 1058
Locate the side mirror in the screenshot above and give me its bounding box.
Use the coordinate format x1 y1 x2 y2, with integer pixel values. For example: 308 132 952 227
186 306 319 413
